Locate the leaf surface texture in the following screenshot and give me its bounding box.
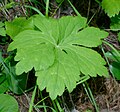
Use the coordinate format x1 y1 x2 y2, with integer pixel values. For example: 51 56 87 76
8 15 109 99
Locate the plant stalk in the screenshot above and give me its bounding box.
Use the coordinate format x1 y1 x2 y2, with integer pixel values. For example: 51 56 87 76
45 0 49 17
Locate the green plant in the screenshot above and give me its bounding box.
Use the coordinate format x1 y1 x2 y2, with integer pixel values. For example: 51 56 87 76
0 94 19 112
55 0 64 4
5 17 34 38
24 5 44 16
0 0 15 10
101 2 120 79
101 0 120 17
7 14 109 100
0 71 8 94
0 51 27 112
0 0 16 20
82 82 99 112
29 85 37 112
118 32 120 41
0 51 28 94
86 109 92 112
110 14 120 31
103 41 120 80
0 22 6 36
100 0 120 80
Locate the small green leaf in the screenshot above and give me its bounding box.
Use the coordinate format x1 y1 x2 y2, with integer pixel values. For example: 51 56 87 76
5 2 15 9
0 74 6 84
0 28 6 36
102 0 120 17
5 17 34 39
110 14 120 31
8 15 109 100
0 94 19 112
0 22 4 27
105 50 120 80
110 62 120 80
118 32 120 42
0 74 8 94
86 109 92 112
0 80 8 94
7 71 28 94
105 50 120 62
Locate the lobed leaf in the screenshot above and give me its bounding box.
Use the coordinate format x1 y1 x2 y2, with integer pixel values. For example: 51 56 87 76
61 27 108 47
8 30 55 75
36 48 80 99
8 15 109 99
65 46 108 77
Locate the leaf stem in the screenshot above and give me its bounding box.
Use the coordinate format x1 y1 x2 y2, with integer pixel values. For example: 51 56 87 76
55 99 63 112
101 45 110 66
29 85 37 112
67 0 81 17
77 75 90 85
102 41 120 79
52 100 58 111
34 96 49 107
45 0 49 17
39 91 47 112
83 82 99 112
24 5 44 16
95 0 101 5
51 0 64 17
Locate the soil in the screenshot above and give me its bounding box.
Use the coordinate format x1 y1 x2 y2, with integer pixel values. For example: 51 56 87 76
12 76 120 112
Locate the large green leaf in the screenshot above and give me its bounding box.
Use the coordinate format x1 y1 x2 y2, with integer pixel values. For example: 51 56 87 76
36 48 80 99
0 94 19 112
8 15 109 99
102 0 120 17
9 35 55 75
